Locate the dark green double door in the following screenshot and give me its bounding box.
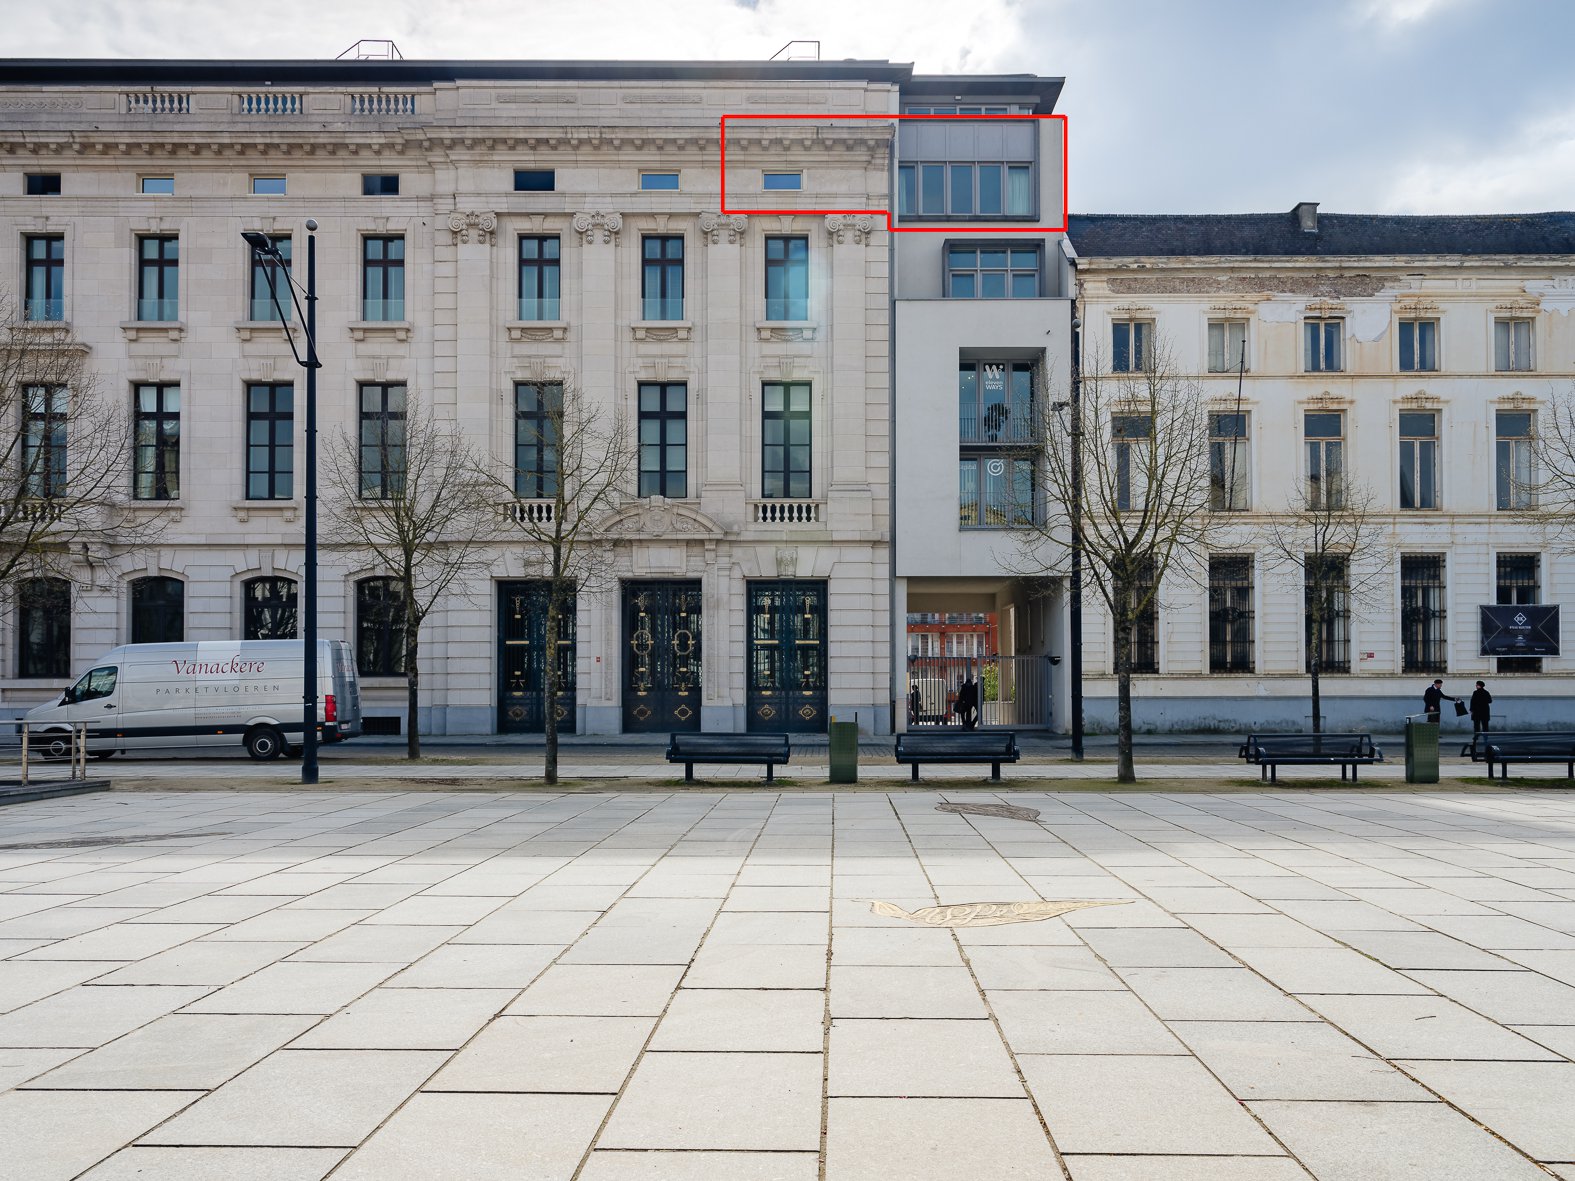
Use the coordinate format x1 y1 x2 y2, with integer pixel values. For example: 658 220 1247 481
497 581 575 734
623 581 703 733
748 580 827 733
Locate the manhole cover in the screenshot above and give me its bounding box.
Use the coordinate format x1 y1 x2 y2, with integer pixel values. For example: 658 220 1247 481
937 802 1041 822
869 899 1131 927
0 832 230 851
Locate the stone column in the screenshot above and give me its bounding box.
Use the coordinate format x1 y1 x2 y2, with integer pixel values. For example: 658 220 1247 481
445 212 496 422
572 211 622 430
825 215 878 531
699 213 748 501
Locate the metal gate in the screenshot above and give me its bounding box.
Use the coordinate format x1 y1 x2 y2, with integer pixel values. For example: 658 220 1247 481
905 655 1052 729
623 580 702 733
497 581 576 734
747 580 828 734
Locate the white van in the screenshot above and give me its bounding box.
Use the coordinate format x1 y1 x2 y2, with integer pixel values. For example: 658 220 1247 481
25 639 362 760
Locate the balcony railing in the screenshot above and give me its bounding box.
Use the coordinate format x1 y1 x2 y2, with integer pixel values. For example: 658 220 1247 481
752 500 821 525
642 297 684 321
361 299 405 322
238 93 303 116
959 405 1042 446
349 93 419 116
517 297 560 322
124 92 189 115
24 298 63 322
136 298 178 322
507 500 555 527
249 298 289 322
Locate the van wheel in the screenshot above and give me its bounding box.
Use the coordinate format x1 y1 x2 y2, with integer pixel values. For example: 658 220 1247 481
246 726 285 761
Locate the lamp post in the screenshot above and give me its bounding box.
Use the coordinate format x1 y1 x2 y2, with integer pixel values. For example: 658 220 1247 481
243 222 320 785
1068 309 1085 762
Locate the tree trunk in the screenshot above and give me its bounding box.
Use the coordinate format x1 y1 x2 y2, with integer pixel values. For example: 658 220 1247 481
1112 610 1136 784
543 588 560 786
405 627 421 760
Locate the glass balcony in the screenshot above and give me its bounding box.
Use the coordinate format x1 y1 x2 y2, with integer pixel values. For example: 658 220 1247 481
517 296 560 321
361 298 405 322
136 298 178 322
24 298 63 321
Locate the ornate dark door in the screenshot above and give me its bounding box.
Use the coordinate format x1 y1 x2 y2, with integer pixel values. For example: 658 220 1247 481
623 580 702 733
497 581 576 734
748 580 827 733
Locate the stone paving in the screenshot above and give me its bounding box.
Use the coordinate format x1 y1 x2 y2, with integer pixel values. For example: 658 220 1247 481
1 787 1574 1179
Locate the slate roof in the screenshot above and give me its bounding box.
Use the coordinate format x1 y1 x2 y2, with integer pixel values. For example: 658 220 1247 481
1067 209 1575 258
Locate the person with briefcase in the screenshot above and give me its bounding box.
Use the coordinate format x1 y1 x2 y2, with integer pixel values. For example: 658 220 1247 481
1422 678 1459 724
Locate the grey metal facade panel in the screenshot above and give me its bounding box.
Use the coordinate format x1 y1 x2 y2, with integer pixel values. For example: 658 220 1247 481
1067 210 1575 258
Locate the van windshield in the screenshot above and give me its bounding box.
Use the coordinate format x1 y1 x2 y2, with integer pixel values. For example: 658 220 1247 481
68 666 118 703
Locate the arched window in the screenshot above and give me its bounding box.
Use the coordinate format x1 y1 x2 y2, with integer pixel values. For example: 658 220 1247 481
243 577 298 640
17 577 70 677
130 576 183 644
355 577 407 676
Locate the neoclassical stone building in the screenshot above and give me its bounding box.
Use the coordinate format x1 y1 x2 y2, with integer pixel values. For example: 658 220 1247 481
1066 206 1575 730
0 57 951 735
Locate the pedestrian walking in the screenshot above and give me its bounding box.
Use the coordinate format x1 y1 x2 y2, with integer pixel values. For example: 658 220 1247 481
909 683 922 727
956 676 980 730
1470 681 1493 733
1422 678 1456 724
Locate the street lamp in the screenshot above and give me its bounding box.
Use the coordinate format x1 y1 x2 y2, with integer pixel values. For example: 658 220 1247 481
1067 311 1085 762
243 222 321 785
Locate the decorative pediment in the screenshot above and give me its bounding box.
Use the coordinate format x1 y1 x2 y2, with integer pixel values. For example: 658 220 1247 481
597 501 726 541
1306 299 1347 318
1493 299 1541 316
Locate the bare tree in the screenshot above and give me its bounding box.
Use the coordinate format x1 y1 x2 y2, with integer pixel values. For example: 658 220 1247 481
0 295 157 602
1014 344 1218 783
1261 479 1389 733
321 392 497 759
490 376 634 786
1522 383 1575 546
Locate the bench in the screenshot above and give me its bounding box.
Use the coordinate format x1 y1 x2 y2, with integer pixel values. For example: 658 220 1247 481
1237 732 1383 784
1467 732 1575 780
665 732 791 784
894 731 1020 782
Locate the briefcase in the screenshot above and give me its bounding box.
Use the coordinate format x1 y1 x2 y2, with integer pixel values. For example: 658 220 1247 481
1454 700 1468 717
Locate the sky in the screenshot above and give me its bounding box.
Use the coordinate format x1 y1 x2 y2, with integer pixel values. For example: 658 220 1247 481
3 0 1572 215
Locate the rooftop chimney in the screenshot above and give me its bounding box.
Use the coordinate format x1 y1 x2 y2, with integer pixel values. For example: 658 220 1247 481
1294 201 1320 233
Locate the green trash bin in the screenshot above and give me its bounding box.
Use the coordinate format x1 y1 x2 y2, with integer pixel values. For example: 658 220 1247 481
1405 717 1439 784
828 719 859 785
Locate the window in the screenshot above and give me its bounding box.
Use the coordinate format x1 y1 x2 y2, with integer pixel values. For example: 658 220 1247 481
1398 410 1439 510
251 176 286 195
1124 557 1159 675
1496 553 1542 674
1304 555 1350 674
25 173 61 196
765 236 809 320
361 236 405 321
243 576 298 640
641 235 684 320
1207 321 1247 373
24 235 64 321
960 360 1036 447
638 382 687 498
514 382 560 499
1399 319 1438 372
359 383 406 499
1303 319 1343 372
517 236 560 321
362 174 399 195
1495 319 1534 372
130 576 184 644
903 104 1021 114
513 169 555 192
355 577 407 676
136 235 179 321
246 383 293 500
763 172 802 190
139 177 173 195
1304 411 1344 510
247 234 291 321
1111 320 1151 373
896 162 1033 217
1113 413 1153 512
1401 555 1448 674
16 577 69 678
22 385 67 498
1208 556 1254 673
640 172 679 191
946 246 1039 299
958 455 1034 528
1495 410 1535 510
762 382 812 498
1208 412 1249 512
133 383 180 500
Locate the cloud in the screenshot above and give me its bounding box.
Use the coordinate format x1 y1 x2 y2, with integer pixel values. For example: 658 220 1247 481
1378 101 1575 212
1347 0 1479 31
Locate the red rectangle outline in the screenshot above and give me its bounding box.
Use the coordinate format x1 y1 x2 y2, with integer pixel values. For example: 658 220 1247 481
719 112 1068 234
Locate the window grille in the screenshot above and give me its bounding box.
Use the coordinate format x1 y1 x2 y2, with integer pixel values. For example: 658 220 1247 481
1208 556 1254 672
1400 554 1448 673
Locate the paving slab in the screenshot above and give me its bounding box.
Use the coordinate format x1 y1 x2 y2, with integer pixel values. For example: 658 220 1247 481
989 988 1186 1054
429 1015 655 1092
330 1092 610 1180
183 961 399 1015
27 1013 316 1090
828 965 988 1018
507 964 688 1016
0 984 210 1047
652 988 824 1051
600 1051 822 1151
683 942 827 988
76 1146 346 1181
1064 1157 1314 1181
1169 1019 1427 1100
1116 967 1311 1021
824 1097 1060 1180
0 1088 199 1181
1396 1060 1575 1161
828 1017 1024 1097
578 1150 820 1180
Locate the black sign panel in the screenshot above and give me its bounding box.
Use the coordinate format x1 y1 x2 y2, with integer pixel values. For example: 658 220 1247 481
1479 604 1560 657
